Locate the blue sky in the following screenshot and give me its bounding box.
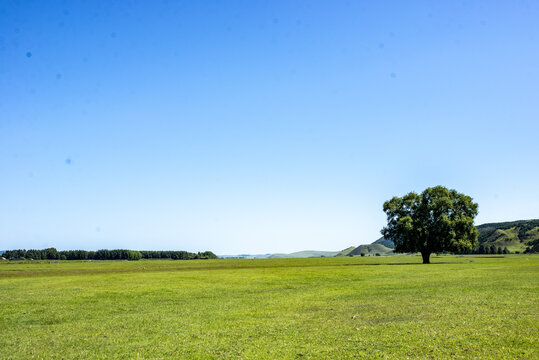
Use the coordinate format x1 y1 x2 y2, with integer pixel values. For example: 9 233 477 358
1 0 538 254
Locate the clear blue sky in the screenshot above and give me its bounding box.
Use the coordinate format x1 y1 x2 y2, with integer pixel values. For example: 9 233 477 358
1 1 538 254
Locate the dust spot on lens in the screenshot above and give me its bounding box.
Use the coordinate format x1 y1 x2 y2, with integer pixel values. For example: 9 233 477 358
26 51 32 57
378 43 385 49
390 72 396 78
65 157 72 165
56 73 62 79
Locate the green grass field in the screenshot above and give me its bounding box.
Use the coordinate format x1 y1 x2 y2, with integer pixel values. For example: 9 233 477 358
1 255 537 359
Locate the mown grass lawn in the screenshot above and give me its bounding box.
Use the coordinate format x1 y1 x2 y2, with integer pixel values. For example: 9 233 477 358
0 255 537 359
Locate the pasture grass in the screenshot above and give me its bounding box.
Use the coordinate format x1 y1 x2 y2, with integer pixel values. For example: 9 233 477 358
0 255 537 359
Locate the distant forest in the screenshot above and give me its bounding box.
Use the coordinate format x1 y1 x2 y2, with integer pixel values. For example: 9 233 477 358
1 248 218 261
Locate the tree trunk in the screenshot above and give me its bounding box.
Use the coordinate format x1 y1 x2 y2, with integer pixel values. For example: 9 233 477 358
421 251 431 264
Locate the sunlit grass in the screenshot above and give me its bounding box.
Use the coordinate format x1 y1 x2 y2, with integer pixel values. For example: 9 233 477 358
1 255 537 359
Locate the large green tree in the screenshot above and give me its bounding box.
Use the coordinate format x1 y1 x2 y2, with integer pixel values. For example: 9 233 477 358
381 186 478 264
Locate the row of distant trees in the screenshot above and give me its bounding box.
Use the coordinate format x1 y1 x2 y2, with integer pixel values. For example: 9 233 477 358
452 244 512 255
1 248 218 261
139 250 217 260
474 244 511 254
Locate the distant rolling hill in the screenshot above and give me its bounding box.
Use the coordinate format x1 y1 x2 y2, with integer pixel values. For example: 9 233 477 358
220 220 539 259
220 250 342 259
372 237 395 249
476 219 539 252
351 219 539 254
335 246 356 257
268 250 340 259
348 241 394 256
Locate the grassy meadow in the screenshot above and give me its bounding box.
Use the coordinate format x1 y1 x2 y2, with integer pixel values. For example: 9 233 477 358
0 255 537 359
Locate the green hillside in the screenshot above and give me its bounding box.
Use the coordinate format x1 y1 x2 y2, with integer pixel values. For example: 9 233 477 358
224 220 539 259
476 219 539 252
348 243 393 256
355 219 539 254
335 246 356 257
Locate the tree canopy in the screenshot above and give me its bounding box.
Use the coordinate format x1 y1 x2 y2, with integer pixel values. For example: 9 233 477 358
381 186 478 264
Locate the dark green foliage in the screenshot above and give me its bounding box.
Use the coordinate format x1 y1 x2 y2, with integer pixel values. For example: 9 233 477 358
94 249 143 260
197 251 219 259
382 186 478 264
503 247 509 254
127 250 142 260
478 244 486 254
4 248 60 260
3 248 218 261
524 239 539 253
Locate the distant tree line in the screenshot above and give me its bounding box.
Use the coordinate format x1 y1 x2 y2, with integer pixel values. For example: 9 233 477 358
454 244 511 255
139 250 217 260
2 248 218 261
475 244 510 254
